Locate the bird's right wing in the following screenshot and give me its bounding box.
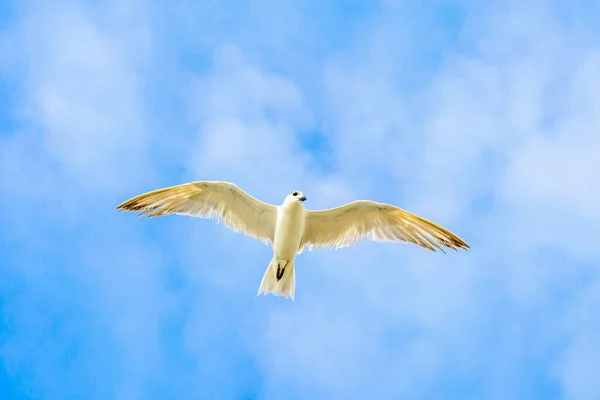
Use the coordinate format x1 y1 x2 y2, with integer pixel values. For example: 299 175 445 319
300 200 469 253
117 181 277 245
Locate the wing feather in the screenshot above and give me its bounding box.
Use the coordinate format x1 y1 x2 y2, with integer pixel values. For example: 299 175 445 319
300 200 469 253
116 181 277 245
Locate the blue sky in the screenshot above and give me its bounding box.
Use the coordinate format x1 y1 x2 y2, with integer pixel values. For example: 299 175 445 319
1 0 600 399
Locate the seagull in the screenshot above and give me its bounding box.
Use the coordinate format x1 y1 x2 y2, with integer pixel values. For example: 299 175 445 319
116 181 469 301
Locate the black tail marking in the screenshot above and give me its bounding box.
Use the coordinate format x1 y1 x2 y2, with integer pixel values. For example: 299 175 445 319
276 265 285 281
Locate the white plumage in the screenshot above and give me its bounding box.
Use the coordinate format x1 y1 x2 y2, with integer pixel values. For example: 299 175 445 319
117 181 469 300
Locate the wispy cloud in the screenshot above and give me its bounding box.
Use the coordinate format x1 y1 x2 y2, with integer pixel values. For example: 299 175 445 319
1 0 599 399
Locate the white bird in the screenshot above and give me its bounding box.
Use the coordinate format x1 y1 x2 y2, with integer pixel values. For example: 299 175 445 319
116 181 469 300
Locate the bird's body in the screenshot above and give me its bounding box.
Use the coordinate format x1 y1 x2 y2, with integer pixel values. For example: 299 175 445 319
257 195 307 299
273 197 306 260
116 181 469 301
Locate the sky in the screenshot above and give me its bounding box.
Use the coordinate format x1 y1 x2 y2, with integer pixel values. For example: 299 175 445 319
1 0 599 399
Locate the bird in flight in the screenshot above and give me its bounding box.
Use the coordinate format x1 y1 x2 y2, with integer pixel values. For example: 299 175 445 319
116 181 469 301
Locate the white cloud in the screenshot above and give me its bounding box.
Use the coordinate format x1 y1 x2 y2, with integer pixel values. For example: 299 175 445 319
0 3 167 398
2 4 155 199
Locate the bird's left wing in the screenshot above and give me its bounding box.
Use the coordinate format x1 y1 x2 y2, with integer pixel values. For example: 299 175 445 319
300 200 469 253
116 181 277 245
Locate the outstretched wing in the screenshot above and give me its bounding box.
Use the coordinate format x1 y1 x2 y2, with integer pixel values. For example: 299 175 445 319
117 181 277 245
300 200 469 253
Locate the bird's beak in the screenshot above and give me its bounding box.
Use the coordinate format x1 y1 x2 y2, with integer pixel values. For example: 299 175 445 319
299 196 307 202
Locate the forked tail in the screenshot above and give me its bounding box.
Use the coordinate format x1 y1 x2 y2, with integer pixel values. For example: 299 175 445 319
257 259 296 301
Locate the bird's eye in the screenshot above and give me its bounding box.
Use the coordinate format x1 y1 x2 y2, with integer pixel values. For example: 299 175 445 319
292 191 298 196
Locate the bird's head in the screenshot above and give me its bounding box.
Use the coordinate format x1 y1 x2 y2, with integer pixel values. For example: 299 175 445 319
284 190 307 205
